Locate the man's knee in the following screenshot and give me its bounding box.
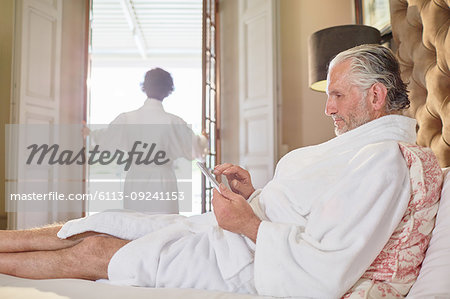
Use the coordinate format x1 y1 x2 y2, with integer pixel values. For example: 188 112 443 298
76 236 110 258
74 235 129 265
66 235 129 280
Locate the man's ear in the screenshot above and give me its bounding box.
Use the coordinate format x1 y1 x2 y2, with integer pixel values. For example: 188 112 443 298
369 82 388 111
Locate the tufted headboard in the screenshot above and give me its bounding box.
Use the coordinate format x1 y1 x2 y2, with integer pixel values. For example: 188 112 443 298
390 0 450 167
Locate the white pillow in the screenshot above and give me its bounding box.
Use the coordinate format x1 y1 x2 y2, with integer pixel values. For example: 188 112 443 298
407 168 450 298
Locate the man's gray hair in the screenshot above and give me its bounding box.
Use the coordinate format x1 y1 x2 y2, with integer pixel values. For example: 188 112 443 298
328 44 410 112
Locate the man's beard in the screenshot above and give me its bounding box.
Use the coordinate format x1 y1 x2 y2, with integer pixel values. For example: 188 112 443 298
332 98 372 136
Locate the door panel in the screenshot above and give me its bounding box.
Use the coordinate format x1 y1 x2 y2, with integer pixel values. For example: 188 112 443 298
8 0 62 229
239 0 278 189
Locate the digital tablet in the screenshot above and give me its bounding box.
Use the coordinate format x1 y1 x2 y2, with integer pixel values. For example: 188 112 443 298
196 161 220 191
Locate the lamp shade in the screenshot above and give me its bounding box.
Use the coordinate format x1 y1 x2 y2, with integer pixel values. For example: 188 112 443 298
308 25 381 92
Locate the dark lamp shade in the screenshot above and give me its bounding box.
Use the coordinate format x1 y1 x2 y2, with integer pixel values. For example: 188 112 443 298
308 25 381 92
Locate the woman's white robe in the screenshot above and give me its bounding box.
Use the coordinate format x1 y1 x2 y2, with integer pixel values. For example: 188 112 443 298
58 115 417 298
89 98 207 213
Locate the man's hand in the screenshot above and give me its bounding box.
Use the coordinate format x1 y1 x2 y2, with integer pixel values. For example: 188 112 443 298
214 164 255 200
212 184 261 243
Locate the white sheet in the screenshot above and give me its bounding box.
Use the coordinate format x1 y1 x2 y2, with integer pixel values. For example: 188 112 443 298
0 274 263 299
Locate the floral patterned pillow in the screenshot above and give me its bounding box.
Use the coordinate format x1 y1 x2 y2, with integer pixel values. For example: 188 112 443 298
343 143 443 298
407 167 450 298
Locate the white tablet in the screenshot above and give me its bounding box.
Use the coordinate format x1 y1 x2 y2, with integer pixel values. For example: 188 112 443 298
196 161 220 191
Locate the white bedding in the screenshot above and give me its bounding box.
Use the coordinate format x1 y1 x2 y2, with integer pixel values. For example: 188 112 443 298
1 171 448 298
0 273 265 299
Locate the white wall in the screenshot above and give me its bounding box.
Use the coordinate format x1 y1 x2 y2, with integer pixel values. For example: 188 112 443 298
280 0 353 151
60 0 88 126
220 0 354 166
219 0 240 165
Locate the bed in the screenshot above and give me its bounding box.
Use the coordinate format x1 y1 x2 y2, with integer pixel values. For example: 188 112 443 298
0 275 264 299
391 0 450 296
1 0 449 298
0 172 448 298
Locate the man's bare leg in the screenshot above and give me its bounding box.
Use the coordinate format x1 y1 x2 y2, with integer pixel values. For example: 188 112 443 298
0 235 129 280
0 225 108 253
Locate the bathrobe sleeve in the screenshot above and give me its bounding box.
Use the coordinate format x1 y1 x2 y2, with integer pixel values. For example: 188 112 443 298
166 117 208 161
89 113 129 151
254 143 411 298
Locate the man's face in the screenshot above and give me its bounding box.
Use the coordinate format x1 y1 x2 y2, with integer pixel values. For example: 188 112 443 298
325 60 374 136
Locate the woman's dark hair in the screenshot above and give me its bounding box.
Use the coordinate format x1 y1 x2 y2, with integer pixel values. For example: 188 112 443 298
141 68 174 100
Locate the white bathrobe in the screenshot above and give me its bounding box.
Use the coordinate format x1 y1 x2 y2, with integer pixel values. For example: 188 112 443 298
59 115 416 298
90 98 207 213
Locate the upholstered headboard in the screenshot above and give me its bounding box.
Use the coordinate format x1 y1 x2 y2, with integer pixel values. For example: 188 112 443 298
390 0 450 167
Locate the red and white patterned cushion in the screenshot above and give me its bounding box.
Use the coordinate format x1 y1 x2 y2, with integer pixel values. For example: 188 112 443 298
343 143 443 298
407 167 450 298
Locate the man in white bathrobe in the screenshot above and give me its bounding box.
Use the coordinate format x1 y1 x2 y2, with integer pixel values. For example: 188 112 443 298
0 45 441 298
